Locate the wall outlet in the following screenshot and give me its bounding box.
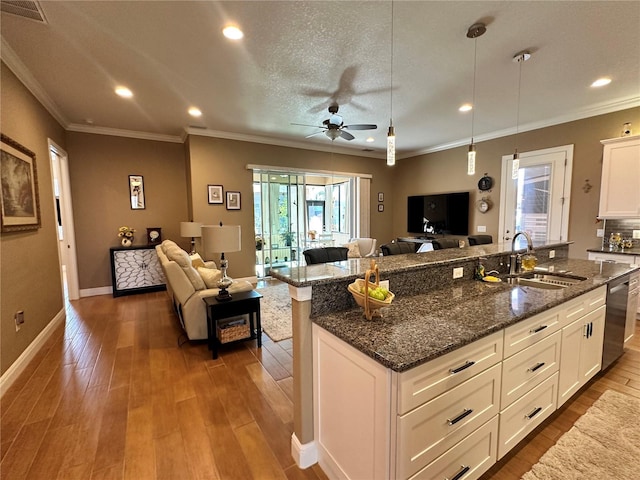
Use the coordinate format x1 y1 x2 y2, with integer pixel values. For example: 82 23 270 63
633 230 640 239
477 225 487 233
549 250 555 259
453 267 464 279
596 228 604 238
15 310 24 332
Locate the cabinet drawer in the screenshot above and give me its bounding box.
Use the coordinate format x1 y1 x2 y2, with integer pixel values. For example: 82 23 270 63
397 331 503 415
562 286 606 327
501 331 561 409
504 307 561 358
408 416 498 480
498 372 558 459
396 364 502 479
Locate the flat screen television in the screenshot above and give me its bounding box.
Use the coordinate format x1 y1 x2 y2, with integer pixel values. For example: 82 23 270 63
407 192 470 235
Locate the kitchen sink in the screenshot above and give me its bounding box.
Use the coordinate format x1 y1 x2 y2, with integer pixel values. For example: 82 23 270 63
508 273 587 289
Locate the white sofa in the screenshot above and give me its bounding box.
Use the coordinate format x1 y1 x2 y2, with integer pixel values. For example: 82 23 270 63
156 240 253 340
344 238 378 257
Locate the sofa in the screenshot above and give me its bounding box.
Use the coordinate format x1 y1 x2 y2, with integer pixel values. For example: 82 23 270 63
303 246 349 265
156 240 253 340
344 238 377 257
380 242 416 256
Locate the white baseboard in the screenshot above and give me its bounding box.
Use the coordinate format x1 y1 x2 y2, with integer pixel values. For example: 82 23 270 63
80 286 112 297
0 308 66 397
291 433 317 469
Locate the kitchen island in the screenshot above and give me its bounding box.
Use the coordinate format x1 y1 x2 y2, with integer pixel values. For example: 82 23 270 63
269 241 639 478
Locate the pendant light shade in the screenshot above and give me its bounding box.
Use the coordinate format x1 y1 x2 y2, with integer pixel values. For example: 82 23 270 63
512 51 531 179
387 124 395 166
466 23 486 176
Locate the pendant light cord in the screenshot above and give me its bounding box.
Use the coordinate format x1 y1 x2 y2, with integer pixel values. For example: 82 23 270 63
470 37 478 143
515 55 523 146
389 0 394 126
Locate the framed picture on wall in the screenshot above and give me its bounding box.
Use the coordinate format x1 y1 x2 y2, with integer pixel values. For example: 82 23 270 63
129 175 145 209
208 185 223 204
1 134 41 232
226 191 241 210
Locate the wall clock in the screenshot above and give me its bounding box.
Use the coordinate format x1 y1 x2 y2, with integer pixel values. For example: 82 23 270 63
477 198 491 213
147 227 162 244
478 175 493 192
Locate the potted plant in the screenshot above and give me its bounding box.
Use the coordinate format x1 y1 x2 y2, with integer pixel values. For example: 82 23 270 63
255 235 263 251
281 231 295 247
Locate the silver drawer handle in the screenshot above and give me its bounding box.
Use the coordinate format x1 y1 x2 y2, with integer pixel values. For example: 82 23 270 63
449 360 475 374
446 465 470 480
525 406 542 420
528 362 545 372
447 408 473 425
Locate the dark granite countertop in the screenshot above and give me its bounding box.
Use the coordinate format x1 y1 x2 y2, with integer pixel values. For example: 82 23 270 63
587 246 640 256
311 258 639 373
270 240 571 288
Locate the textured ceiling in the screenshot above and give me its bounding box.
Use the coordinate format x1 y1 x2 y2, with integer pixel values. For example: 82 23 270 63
1 1 639 158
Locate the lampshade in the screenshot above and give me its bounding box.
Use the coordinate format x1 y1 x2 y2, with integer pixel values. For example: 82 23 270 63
201 224 241 255
180 221 202 238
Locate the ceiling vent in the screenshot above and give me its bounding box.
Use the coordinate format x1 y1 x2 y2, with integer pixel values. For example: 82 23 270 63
1 1 47 23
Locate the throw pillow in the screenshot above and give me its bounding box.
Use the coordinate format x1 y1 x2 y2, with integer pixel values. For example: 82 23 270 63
190 253 205 269
344 241 361 258
198 267 222 289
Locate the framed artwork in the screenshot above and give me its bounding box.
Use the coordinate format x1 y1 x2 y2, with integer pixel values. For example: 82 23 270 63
147 227 162 244
378 204 384 212
226 191 241 210
208 184 223 204
378 192 384 202
129 175 145 209
1 134 41 232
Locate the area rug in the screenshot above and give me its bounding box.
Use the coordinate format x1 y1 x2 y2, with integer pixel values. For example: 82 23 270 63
257 282 292 342
522 389 640 480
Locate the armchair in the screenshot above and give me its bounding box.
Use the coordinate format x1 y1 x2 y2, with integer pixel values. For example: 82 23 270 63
348 238 378 257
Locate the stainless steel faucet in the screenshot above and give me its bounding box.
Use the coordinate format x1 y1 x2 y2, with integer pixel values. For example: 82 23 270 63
509 231 533 275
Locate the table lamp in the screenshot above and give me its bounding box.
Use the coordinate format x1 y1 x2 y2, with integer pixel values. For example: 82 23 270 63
180 221 202 255
201 223 241 301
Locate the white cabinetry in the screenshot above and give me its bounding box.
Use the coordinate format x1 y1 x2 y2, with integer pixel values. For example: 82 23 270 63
557 286 607 406
598 135 640 218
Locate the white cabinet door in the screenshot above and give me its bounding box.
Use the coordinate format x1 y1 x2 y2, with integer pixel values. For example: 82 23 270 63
598 135 640 218
579 305 606 382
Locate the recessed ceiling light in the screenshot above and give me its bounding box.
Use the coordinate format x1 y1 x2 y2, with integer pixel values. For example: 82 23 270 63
366 137 375 143
459 104 473 112
115 86 133 98
591 77 611 88
223 25 244 40
188 107 202 117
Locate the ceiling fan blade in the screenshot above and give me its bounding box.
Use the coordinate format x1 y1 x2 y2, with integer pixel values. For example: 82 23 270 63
305 130 326 138
291 122 323 128
343 124 377 130
339 130 355 141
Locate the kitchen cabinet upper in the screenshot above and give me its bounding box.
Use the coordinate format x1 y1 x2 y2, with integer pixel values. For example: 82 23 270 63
598 135 640 218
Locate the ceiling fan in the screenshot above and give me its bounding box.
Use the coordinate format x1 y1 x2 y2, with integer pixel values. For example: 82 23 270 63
292 104 377 141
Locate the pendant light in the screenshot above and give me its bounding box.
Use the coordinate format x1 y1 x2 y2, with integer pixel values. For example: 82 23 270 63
512 51 531 179
466 22 486 176
387 0 395 166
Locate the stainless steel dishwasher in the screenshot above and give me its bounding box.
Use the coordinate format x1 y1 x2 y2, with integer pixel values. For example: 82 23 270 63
602 272 633 370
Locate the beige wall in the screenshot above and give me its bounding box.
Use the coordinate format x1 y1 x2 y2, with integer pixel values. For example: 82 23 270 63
186 135 395 278
65 133 189 290
393 107 640 258
1 64 66 375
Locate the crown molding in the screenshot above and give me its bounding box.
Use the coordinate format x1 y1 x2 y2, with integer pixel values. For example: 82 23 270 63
67 123 183 143
1 35 69 127
404 96 640 158
184 126 384 159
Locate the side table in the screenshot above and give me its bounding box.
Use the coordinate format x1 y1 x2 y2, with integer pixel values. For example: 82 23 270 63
203 290 263 359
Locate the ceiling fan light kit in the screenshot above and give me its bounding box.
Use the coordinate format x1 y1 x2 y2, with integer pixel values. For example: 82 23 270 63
466 22 486 176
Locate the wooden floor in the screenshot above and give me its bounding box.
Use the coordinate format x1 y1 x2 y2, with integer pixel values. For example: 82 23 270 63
0 289 329 480
2 288 639 480
482 315 640 479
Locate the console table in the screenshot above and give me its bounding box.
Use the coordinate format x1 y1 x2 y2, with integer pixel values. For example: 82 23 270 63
203 290 263 359
109 246 166 297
